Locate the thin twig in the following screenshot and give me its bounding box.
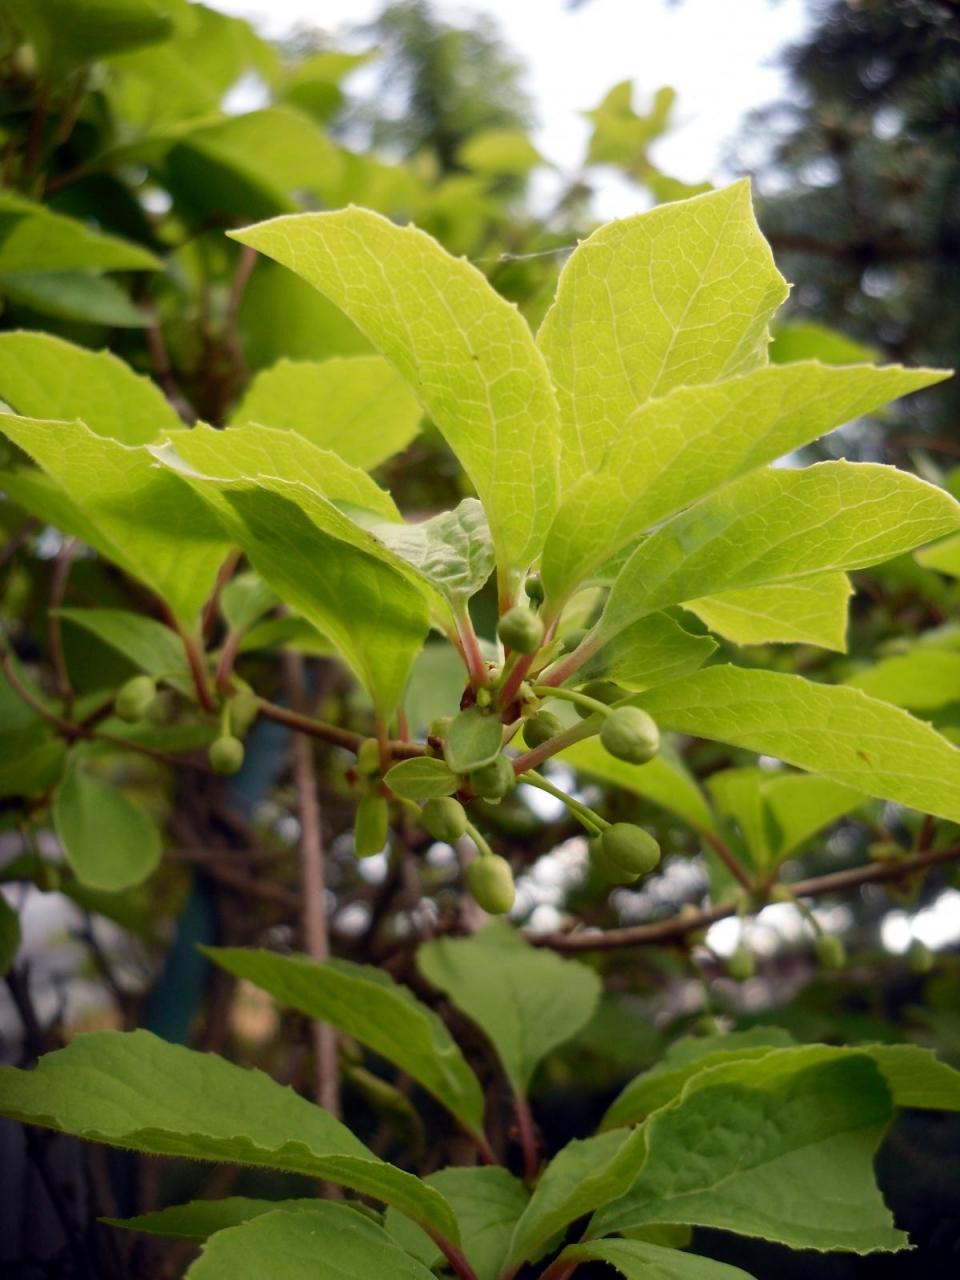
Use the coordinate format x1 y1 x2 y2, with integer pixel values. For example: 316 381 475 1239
703 830 754 893
47 537 78 709
514 1093 539 1184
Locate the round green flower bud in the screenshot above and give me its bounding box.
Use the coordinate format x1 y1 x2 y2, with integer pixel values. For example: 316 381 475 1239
575 679 627 718
497 606 544 655
356 737 381 777
693 1014 724 1037
600 706 660 764
467 854 516 915
209 735 245 775
726 947 756 982
815 933 847 971
428 716 452 741
522 710 564 750
600 823 661 877
559 627 588 655
590 835 640 885
524 574 544 606
469 755 516 800
422 796 468 843
907 938 934 974
115 674 157 723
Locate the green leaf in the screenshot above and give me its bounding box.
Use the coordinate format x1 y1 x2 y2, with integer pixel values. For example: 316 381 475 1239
847 649 960 711
459 129 543 175
583 82 677 176
541 360 947 603
582 612 717 690
0 417 230 625
0 189 160 274
443 707 503 774
219 573 279 634
0 1030 459 1242
636 665 960 823
373 499 496 616
385 757 460 801
186 1205 437 1280
0 727 67 798
596 462 960 647
105 1197 325 1240
53 757 162 890
560 1238 757 1280
591 1052 905 1253
0 894 20 976
5 0 176 74
560 739 715 834
770 321 879 366
917 532 960 579
417 922 601 1094
354 792 389 857
204 947 486 1140
231 356 423 471
685 573 853 651
229 207 560 581
0 332 180 443
55 608 189 678
386 1167 529 1280
536 181 788 481
0 273 149 328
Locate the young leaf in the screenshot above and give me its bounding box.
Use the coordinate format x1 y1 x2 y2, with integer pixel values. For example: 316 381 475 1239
231 355 422 470
685 572 853 651
204 947 486 1140
219 573 279 634
55 608 189 678
0 331 181 443
917 531 960 579
591 1052 904 1252
0 272 149 329
560 1238 757 1280
5 0 175 74
847 649 960 711
372 499 496 615
105 1197 326 1240
54 758 161 891
229 207 561 580
635 665 960 823
443 707 503 774
384 757 461 802
417 922 601 1095
596 462 960 648
0 189 161 274
581 612 717 690
0 1030 459 1242
537 181 788 481
560 739 715 835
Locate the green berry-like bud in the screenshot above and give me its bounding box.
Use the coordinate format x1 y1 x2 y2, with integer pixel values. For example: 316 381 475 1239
422 796 468 843
209 735 245 775
466 854 516 914
428 716 452 740
469 754 516 800
590 835 640 885
726 947 756 982
815 933 847 971
115 675 157 722
559 627 588 655
356 738 381 776
522 710 564 750
524 574 544 606
497 606 544 655
907 938 934 974
575 679 627 718
600 822 661 877
600 706 660 764
694 1014 724 1037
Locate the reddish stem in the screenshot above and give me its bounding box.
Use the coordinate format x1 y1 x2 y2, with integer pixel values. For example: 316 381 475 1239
514 1092 539 1184
430 1233 480 1280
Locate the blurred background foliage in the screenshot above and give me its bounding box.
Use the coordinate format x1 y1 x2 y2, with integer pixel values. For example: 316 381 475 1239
0 1 958 1277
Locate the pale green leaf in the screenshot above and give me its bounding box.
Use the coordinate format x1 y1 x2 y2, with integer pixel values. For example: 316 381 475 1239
0 332 179 443
105 1197 325 1240
54 759 161 890
536 181 788 481
373 499 495 614
384 757 460 801
55 608 189 678
0 189 160 274
770 321 879 366
0 1030 459 1242
5 0 176 74
459 129 543 175
417 922 601 1094
635 665 960 822
0 467 104 550
847 650 960 711
685 573 853 651
561 1239 756 1280
917 532 960 579
186 1205 437 1280
596 462 960 647
203 948 486 1139
443 707 503 773
582 612 717 690
229 207 560 580
541 361 947 603
231 355 422 470
560 738 715 834
219 573 279 633
0 273 149 328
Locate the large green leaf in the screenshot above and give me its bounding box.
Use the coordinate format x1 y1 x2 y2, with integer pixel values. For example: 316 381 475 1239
0 189 160 274
847 649 960 711
0 416 230 624
581 612 717 690
229 207 560 581
540 360 947 603
417 922 600 1095
186 1205 437 1280
0 1030 459 1242
0 332 180 443
203 948 486 1140
372 499 495 616
0 273 149 328
231 355 423 470
53 757 162 891
560 1239 756 1280
596 462 960 647
685 573 853 651
55 608 189 678
635 665 960 822
560 739 715 834
105 1197 326 1240
536 181 788 482
386 1167 529 1280
592 1052 904 1253
5 0 177 74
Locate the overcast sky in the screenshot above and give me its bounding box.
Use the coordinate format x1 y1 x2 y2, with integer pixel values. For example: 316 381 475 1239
211 0 811 217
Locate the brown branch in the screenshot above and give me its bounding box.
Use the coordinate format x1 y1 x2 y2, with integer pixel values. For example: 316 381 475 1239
256 698 427 759
202 549 241 645
534 842 960 953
